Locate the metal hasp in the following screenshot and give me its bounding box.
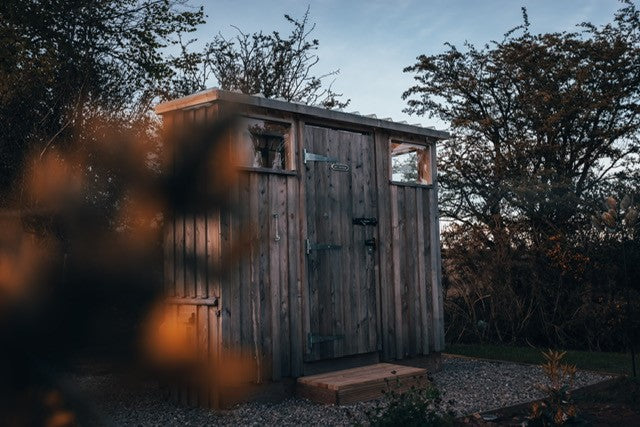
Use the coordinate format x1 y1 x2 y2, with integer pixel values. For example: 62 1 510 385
330 163 350 172
305 238 342 255
307 333 345 349
352 217 378 226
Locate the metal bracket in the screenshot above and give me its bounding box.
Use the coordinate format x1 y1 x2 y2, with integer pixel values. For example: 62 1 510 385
304 149 338 164
304 150 350 172
305 238 342 255
307 333 345 349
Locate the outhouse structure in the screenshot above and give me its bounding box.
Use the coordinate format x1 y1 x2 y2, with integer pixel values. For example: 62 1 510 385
155 89 447 406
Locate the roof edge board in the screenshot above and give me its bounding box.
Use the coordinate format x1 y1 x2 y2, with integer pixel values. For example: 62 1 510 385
155 88 449 139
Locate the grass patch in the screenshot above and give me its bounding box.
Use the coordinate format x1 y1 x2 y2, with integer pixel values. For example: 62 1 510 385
445 343 635 375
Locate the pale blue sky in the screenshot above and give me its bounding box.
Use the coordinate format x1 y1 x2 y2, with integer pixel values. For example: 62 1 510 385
187 0 629 130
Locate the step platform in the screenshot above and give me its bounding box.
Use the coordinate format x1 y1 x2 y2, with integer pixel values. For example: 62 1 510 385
296 362 429 405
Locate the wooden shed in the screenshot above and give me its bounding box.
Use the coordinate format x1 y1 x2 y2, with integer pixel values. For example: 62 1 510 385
155 89 448 406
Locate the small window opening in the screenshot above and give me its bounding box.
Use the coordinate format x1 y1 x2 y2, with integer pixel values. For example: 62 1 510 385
239 118 292 170
390 141 431 184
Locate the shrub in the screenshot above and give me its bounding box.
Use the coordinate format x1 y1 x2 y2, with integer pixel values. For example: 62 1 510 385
363 382 455 427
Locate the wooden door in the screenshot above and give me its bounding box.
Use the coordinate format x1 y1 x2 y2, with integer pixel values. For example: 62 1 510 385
304 125 379 361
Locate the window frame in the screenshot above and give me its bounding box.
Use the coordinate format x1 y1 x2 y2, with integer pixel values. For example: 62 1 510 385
236 114 297 175
388 138 433 187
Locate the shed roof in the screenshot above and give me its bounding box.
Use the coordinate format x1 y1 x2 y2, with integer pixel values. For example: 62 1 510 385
155 88 449 140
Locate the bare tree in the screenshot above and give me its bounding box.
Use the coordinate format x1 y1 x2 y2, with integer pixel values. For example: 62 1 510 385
173 7 349 109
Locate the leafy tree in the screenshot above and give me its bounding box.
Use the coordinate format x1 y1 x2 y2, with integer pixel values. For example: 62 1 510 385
0 0 205 204
403 2 640 349
403 3 640 236
175 7 350 109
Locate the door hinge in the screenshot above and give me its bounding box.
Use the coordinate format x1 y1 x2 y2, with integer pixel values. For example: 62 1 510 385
307 333 345 349
304 149 338 164
304 150 350 172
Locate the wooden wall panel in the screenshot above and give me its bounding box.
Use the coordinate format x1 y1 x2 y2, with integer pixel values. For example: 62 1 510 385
373 128 442 360
216 171 301 382
387 184 435 358
373 130 395 360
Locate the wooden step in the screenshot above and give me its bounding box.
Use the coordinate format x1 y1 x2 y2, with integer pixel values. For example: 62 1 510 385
296 363 429 405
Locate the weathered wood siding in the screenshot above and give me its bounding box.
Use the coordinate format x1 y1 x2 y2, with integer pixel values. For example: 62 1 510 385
373 130 444 359
162 107 304 389
161 106 444 400
222 171 303 382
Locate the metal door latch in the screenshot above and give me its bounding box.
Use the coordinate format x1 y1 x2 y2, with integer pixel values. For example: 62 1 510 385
364 237 377 253
353 217 378 226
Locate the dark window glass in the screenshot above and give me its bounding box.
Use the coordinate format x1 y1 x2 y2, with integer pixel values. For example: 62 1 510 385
240 118 291 170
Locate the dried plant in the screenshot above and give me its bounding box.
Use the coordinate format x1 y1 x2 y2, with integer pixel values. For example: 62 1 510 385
529 350 578 426
592 194 639 376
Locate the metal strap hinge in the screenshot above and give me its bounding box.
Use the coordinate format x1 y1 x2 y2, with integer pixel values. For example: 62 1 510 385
303 149 338 164
306 238 342 254
307 333 345 349
303 150 350 172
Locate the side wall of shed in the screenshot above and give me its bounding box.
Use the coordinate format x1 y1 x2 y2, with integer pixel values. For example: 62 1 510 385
374 130 444 360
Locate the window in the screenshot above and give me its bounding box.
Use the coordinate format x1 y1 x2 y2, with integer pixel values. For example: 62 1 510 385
390 141 432 185
238 117 293 170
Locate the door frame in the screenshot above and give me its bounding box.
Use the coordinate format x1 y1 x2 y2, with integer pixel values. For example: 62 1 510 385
298 121 382 362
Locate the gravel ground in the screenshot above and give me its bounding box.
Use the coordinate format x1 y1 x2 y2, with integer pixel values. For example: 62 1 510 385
64 355 614 426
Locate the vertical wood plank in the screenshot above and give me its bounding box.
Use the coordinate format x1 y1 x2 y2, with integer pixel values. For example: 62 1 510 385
237 173 251 368
287 175 303 377
197 305 209 406
206 210 220 299
229 177 242 354
429 141 445 351
163 112 176 297
248 173 263 382
390 185 403 359
208 305 220 408
175 214 185 297
404 187 418 356
277 175 290 378
219 177 231 355
363 133 379 354
269 174 282 381
195 216 206 297
257 174 272 378
298 120 312 363
374 131 393 360
174 110 186 298
416 189 430 355
185 214 196 298
397 187 409 357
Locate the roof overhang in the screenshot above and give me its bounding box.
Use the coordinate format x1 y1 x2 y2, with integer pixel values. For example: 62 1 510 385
155 88 449 140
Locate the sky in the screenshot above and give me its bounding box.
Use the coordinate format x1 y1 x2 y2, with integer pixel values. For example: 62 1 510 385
187 0 629 130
